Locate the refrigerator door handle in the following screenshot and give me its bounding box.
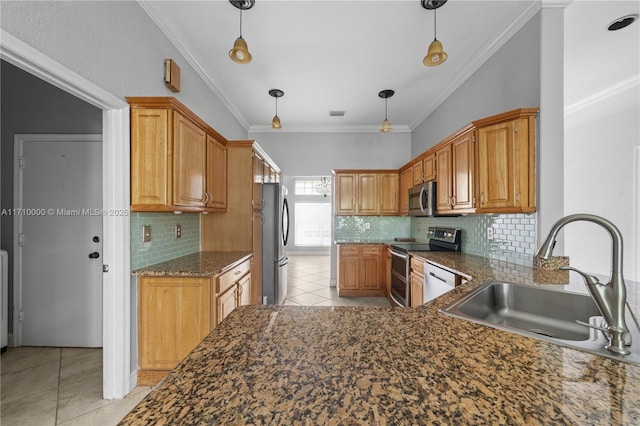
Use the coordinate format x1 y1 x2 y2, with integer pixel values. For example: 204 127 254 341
279 256 289 266
282 198 290 247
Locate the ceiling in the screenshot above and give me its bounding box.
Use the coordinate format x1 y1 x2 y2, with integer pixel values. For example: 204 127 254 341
139 0 639 133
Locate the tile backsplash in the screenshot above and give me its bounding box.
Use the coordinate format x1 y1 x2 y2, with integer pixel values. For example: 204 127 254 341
334 216 411 241
412 213 537 266
130 212 200 270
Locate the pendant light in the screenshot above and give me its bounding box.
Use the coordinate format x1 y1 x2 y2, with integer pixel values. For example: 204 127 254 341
422 0 448 67
269 89 284 129
229 0 254 64
378 90 395 133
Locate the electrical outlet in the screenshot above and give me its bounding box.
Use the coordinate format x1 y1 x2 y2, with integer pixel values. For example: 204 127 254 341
417 222 422 231
365 222 371 230
487 227 494 240
175 224 182 238
143 225 151 242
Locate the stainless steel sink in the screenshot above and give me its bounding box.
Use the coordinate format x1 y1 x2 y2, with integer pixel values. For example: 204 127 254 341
440 280 640 365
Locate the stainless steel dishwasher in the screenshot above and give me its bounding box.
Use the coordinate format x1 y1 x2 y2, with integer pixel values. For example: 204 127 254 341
423 262 457 303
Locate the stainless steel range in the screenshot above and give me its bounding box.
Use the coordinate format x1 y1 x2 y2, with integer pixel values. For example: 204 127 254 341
389 227 461 307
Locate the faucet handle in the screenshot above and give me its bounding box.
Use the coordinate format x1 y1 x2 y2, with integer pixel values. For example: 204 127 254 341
559 266 600 286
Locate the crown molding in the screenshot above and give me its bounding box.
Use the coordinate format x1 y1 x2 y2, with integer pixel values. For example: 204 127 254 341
137 1 251 130
409 1 541 130
248 124 412 134
565 74 640 117
540 0 573 9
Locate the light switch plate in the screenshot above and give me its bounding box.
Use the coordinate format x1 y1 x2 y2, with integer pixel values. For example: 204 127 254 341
143 225 151 242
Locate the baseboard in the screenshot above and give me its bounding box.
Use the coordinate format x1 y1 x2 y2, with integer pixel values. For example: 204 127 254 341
129 371 138 392
287 251 330 256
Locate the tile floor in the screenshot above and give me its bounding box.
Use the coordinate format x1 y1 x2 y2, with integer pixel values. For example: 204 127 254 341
0 255 389 425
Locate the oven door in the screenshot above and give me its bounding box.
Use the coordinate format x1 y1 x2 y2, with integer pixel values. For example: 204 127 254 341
390 249 409 307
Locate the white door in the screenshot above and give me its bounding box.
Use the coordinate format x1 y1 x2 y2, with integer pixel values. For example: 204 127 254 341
16 135 102 347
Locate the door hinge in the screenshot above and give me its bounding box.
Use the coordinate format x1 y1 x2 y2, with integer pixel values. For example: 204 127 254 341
103 264 109 273
19 311 24 322
514 124 519 133
19 156 25 169
472 135 476 143
18 234 25 246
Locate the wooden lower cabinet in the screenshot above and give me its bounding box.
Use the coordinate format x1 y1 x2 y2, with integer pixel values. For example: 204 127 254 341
137 256 252 385
409 257 425 307
337 245 386 297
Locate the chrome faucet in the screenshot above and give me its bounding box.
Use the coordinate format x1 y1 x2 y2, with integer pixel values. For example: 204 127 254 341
535 214 631 355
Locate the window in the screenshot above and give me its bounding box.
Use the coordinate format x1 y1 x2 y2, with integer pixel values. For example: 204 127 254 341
294 202 331 247
294 178 331 197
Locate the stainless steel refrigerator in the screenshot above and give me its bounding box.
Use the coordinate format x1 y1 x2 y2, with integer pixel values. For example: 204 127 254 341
262 183 289 305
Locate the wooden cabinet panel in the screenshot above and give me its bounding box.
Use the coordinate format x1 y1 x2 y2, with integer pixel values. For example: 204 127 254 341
216 284 237 325
423 154 436 182
358 173 378 214
399 168 413 215
451 131 474 210
252 152 264 210
130 109 170 208
239 274 251 307
173 112 207 207
410 272 424 307
337 245 385 296
379 172 399 215
412 161 424 186
138 277 211 371
477 122 512 209
435 144 452 212
206 135 227 210
335 173 357 215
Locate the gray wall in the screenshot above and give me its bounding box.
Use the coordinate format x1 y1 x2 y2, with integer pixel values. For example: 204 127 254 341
250 130 412 282
411 12 541 156
0 0 246 141
0 59 103 335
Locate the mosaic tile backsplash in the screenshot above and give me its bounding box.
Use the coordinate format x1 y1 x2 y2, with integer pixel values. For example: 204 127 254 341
334 216 411 241
130 212 200 270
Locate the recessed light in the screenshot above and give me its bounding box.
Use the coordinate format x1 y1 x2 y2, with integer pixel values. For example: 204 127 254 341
329 110 345 117
607 14 638 31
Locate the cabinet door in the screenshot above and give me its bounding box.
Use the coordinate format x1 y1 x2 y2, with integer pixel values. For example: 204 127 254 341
451 131 474 211
360 246 381 290
399 168 413 215
216 284 237 325
379 172 399 215
238 274 251 307
435 144 452 212
131 108 169 208
252 152 264 210
138 277 211 370
410 272 424 307
335 173 357 215
173 112 206 207
477 121 516 210
206 135 227 210
423 153 436 182
358 173 378 214
338 246 359 290
412 161 424 186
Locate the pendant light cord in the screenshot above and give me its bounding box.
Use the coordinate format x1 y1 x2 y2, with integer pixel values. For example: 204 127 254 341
239 9 243 37
385 99 388 120
433 9 437 41
275 96 278 116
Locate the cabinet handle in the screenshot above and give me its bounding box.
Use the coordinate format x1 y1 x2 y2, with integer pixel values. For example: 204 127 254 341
202 192 209 203
481 192 485 205
235 270 241 275
421 173 425 181
451 196 456 206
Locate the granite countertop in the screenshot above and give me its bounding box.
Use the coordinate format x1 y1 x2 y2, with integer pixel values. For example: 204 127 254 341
120 252 640 425
132 251 252 277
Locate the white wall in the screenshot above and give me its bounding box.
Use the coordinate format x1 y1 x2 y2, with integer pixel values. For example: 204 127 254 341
0 0 246 140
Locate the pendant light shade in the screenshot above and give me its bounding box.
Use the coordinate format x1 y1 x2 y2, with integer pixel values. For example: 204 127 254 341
378 89 395 133
421 0 448 67
229 0 254 64
269 89 284 129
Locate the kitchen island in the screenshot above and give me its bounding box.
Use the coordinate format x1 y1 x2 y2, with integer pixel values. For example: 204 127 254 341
120 252 640 425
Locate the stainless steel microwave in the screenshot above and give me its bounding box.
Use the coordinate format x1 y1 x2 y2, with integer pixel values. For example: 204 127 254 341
408 181 436 217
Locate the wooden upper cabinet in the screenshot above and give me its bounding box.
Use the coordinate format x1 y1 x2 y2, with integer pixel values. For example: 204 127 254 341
399 168 413 215
335 173 358 215
334 171 398 216
173 112 207 208
423 153 436 182
358 173 378 214
206 135 227 211
474 109 537 213
435 127 475 214
379 172 399 215
412 161 424 186
128 97 229 213
130 108 170 208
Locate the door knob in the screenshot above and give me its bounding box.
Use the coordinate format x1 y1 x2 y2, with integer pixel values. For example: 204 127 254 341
88 252 100 259
93 236 100 243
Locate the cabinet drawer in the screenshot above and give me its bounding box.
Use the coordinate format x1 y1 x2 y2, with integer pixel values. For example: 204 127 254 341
216 258 251 293
410 257 424 276
361 246 381 256
339 245 359 256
